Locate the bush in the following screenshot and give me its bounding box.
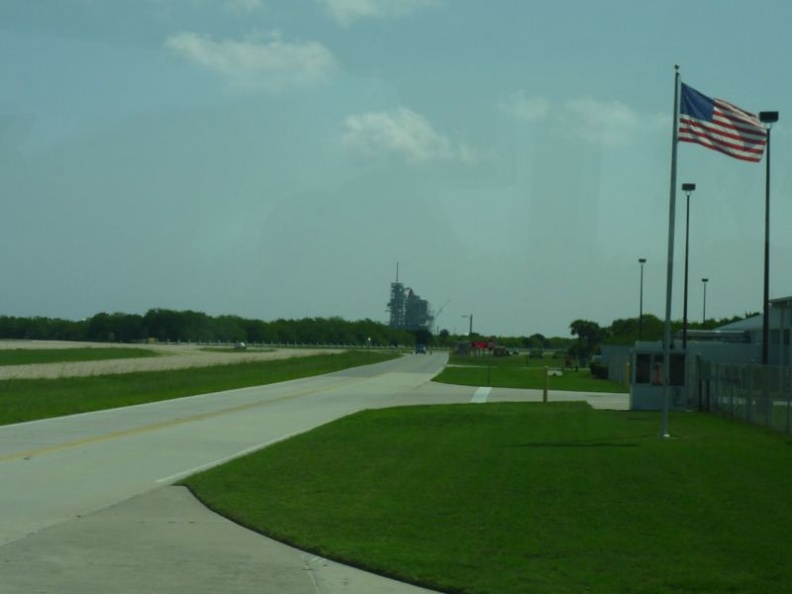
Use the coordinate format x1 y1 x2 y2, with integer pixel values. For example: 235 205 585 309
589 361 608 380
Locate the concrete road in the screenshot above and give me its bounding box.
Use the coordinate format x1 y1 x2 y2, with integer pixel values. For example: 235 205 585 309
0 352 628 593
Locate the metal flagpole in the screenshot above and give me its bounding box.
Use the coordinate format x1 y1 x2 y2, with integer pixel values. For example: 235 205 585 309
661 65 682 438
759 111 779 365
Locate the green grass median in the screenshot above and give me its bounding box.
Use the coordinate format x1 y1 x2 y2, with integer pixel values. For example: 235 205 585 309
184 402 792 594
435 354 628 393
0 347 159 366
0 350 395 426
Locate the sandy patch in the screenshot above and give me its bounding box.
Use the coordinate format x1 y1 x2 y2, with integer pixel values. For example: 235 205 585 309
0 341 344 380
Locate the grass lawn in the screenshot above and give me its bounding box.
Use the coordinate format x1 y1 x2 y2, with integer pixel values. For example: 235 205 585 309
198 347 275 353
0 347 159 366
184 402 792 594
0 350 395 426
435 354 628 393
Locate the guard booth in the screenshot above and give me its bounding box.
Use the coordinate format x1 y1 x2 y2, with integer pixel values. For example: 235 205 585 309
630 343 688 410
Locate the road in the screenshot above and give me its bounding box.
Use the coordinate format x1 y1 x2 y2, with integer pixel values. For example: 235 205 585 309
0 352 627 593
0 353 455 593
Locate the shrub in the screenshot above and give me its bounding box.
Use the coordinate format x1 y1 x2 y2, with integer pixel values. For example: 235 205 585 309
589 361 608 380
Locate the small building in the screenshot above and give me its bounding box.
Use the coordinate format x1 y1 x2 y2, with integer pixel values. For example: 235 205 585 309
627 296 792 411
715 297 792 367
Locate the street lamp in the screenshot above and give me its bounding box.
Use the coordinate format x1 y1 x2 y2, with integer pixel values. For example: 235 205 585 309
638 258 647 340
702 278 709 326
461 314 473 336
760 111 779 365
681 182 696 349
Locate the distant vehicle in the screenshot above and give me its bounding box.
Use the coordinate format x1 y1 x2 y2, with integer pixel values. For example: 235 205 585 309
415 344 427 354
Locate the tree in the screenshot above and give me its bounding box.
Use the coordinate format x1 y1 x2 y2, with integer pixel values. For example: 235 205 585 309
607 314 664 344
524 333 550 349
569 319 607 361
411 327 433 346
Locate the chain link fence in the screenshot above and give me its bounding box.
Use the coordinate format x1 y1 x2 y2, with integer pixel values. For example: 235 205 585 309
694 360 792 433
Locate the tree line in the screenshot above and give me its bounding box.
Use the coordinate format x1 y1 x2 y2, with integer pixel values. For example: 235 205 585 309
569 312 755 361
0 308 753 353
0 309 417 346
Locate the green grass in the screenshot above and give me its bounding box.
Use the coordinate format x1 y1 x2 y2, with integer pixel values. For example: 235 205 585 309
0 347 159 366
0 351 395 426
435 354 628 393
198 347 275 353
184 403 792 594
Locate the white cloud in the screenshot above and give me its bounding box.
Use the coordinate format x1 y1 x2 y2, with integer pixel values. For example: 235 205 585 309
498 91 550 122
342 108 476 163
561 97 665 147
498 92 665 146
318 0 439 26
164 32 338 91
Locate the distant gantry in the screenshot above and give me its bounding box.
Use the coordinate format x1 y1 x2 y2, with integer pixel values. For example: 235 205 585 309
386 264 433 331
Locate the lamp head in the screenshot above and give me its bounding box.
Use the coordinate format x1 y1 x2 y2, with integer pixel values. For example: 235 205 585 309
682 183 696 192
759 111 779 124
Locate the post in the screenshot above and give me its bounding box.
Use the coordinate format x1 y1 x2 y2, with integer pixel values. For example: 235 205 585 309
702 278 709 325
681 183 696 350
638 258 646 340
625 361 631 390
543 366 548 402
759 111 778 365
661 66 682 438
462 314 473 337
762 125 772 365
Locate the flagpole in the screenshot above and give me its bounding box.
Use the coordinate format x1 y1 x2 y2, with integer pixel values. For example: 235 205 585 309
759 111 779 365
661 65 681 438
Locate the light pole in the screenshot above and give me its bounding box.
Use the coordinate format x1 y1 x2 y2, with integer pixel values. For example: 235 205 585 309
760 111 779 366
638 258 647 340
681 182 696 350
462 314 473 336
702 278 709 326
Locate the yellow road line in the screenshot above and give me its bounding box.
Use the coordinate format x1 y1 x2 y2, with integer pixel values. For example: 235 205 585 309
0 374 373 463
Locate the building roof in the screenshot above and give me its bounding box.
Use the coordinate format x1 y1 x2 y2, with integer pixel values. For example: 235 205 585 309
717 297 792 332
718 315 763 332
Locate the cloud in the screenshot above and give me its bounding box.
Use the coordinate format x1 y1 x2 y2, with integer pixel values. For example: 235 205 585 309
562 97 664 147
342 108 476 163
164 32 338 91
318 0 439 26
498 91 666 147
498 91 550 122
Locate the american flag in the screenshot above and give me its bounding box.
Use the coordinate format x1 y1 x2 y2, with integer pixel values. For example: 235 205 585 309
678 83 767 163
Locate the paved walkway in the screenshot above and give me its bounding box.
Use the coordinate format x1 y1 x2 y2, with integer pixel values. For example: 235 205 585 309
0 374 627 594
0 486 440 594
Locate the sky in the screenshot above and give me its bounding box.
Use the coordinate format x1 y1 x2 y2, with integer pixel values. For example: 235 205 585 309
1 0 791 338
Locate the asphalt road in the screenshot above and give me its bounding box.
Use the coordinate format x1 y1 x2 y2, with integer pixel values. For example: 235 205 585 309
0 352 628 593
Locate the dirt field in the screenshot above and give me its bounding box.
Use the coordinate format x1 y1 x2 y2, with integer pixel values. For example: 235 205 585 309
0 341 343 380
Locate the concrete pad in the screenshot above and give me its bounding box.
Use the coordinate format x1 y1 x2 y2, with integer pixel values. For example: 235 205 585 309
0 486 441 594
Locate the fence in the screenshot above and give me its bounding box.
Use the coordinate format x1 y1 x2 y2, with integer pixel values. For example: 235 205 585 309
695 360 792 434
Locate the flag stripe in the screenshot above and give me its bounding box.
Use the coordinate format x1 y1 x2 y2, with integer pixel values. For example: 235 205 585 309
678 136 765 163
679 118 766 153
678 83 767 163
711 112 768 140
680 117 767 147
